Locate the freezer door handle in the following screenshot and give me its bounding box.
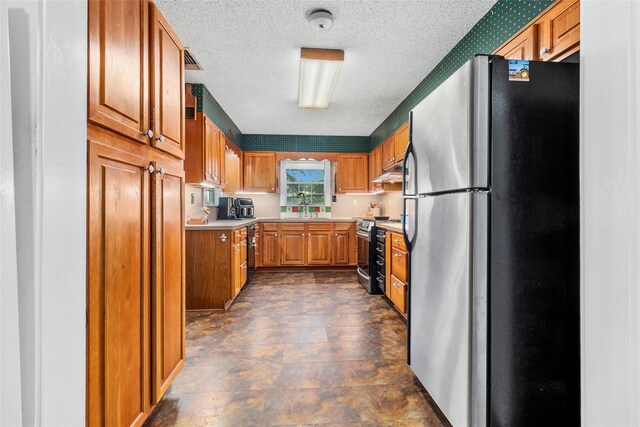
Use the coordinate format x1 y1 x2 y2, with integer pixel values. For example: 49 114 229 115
402 116 418 197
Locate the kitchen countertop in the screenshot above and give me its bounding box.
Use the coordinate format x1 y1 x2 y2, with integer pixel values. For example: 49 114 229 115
185 217 357 231
375 222 404 233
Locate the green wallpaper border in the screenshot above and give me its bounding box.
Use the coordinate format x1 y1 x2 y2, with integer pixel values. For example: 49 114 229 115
369 0 554 149
190 84 243 147
243 134 370 152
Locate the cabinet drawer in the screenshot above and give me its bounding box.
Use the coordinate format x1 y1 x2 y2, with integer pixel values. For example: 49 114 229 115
308 223 333 232
389 274 407 314
262 222 278 232
390 233 406 251
391 247 408 282
281 222 305 231
334 222 353 231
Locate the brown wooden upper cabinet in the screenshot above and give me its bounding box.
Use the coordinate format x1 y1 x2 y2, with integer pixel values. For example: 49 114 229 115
88 1 185 159
224 141 243 193
368 146 383 192
537 0 580 62
150 3 185 159
394 122 409 164
381 136 396 170
185 110 224 186
496 25 539 60
335 153 368 193
89 0 150 144
244 151 277 192
494 0 579 62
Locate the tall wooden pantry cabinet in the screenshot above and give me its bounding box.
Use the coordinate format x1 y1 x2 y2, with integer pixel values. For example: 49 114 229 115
87 1 186 426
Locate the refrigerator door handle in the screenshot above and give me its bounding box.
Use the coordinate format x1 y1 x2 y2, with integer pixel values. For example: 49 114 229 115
402 196 417 252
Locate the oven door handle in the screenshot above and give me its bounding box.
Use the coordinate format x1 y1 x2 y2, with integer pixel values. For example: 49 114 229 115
357 231 371 241
357 268 370 282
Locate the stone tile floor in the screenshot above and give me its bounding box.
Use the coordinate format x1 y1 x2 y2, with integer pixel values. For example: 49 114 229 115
144 271 447 426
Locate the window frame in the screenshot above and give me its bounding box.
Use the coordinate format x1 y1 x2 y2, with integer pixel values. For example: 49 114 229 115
279 159 331 207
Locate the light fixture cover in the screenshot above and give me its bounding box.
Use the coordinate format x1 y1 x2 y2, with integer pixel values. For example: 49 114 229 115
298 48 344 109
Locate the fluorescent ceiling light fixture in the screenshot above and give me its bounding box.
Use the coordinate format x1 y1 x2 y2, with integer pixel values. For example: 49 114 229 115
299 48 344 109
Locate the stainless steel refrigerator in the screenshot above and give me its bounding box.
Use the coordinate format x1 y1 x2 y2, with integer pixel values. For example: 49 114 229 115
401 55 580 426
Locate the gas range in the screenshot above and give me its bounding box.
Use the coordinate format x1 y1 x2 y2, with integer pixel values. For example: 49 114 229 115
356 218 401 294
356 218 401 232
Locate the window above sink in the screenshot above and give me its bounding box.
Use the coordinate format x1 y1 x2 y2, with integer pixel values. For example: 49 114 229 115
279 160 331 207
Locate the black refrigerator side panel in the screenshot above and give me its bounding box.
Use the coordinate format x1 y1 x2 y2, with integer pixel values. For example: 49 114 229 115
489 59 580 427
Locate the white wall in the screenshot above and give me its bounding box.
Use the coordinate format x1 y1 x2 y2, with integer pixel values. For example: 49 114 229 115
1 0 87 425
1 3 24 425
581 1 640 425
39 1 87 424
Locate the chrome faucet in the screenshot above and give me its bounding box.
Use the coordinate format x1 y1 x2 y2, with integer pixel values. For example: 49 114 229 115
296 191 311 218
296 192 308 218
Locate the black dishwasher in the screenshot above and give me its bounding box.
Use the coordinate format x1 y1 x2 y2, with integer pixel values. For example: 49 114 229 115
374 228 386 294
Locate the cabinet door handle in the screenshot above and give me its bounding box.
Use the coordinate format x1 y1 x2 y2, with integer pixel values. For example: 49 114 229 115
302 233 305 236
540 47 549 56
394 253 401 257
220 234 227 242
156 134 165 143
144 164 155 174
158 168 166 176
274 233 278 237
144 129 154 138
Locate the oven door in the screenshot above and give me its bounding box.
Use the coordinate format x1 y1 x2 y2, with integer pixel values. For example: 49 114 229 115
357 230 370 272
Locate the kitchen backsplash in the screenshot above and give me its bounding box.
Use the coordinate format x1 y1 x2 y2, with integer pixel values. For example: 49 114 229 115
380 192 403 218
184 184 402 221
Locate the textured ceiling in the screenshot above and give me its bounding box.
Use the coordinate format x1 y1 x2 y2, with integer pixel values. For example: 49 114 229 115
155 0 496 136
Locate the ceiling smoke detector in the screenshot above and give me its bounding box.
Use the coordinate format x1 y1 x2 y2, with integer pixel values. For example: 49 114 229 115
308 10 334 31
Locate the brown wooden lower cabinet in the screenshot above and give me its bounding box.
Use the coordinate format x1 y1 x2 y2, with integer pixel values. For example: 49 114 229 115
150 157 186 403
389 274 408 315
186 228 247 309
385 231 409 316
257 222 356 267
87 125 186 427
333 222 356 265
260 229 280 266
280 226 307 265
307 223 333 265
88 137 151 427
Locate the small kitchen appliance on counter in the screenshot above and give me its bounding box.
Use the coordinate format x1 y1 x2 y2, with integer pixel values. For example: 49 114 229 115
235 198 255 219
217 197 239 220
